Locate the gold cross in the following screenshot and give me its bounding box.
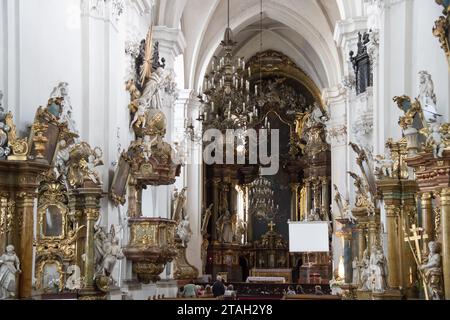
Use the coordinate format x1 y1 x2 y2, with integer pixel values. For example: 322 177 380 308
268 221 276 232
404 224 428 262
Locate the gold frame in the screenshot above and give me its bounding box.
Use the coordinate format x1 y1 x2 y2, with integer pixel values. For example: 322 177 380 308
37 187 68 241
35 259 64 291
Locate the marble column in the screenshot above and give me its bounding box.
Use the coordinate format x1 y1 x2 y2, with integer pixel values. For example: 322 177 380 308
440 188 450 300
84 208 100 291
385 205 400 289
421 193 434 242
16 192 36 298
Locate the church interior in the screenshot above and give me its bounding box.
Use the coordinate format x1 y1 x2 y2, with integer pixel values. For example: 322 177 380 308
0 0 450 301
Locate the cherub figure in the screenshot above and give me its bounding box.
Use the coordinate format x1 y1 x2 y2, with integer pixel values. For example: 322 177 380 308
427 123 448 158
141 135 157 161
130 104 147 129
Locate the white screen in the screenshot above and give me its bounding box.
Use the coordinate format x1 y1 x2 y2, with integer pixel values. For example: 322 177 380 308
288 222 329 253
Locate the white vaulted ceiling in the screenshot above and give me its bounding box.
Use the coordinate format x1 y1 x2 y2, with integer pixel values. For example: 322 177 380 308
155 0 364 91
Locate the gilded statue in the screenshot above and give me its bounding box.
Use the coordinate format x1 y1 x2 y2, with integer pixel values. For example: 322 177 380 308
420 241 444 300
0 245 21 299
5 112 29 160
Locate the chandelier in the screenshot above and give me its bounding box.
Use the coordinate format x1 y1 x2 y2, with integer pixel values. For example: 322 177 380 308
248 176 279 223
199 0 263 131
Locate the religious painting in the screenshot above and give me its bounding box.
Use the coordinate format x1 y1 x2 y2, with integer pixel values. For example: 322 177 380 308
35 260 64 292
110 153 131 206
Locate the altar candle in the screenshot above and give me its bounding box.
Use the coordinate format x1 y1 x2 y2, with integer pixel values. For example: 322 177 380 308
211 102 215 112
243 102 246 112
248 67 251 77
255 85 258 96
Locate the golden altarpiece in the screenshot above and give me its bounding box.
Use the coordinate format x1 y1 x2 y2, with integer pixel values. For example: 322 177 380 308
200 51 333 284
0 89 108 299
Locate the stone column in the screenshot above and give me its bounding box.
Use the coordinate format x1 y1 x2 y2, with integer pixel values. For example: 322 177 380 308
16 192 36 298
440 188 450 300
290 183 299 222
385 205 401 289
421 193 434 242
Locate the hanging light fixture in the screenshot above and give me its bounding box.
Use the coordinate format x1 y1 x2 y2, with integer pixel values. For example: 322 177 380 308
199 0 257 131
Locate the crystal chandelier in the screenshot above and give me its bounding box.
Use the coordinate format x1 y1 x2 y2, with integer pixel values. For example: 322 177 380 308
199 0 259 131
248 176 279 223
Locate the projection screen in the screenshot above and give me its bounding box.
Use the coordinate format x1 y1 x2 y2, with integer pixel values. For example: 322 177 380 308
288 221 330 253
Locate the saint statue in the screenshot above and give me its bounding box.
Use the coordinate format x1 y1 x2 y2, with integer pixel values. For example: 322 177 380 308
359 249 371 291
216 210 234 243
177 212 192 247
0 245 21 299
420 241 444 300
138 67 165 111
418 71 441 124
93 226 124 283
369 246 387 293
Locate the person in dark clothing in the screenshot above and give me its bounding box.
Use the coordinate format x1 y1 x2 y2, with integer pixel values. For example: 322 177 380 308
212 275 226 297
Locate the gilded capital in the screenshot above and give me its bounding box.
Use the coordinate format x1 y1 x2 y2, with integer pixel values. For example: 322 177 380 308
441 188 450 206
85 208 100 221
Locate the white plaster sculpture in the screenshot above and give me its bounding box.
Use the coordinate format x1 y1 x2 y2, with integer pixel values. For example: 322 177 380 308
418 71 441 124
420 241 443 300
139 67 165 110
65 265 82 291
0 245 21 300
177 213 192 247
369 246 387 293
427 122 448 158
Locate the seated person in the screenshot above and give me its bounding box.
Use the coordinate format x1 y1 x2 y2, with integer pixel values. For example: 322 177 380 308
223 284 237 300
314 285 324 295
212 276 226 297
286 286 296 295
196 285 205 296
177 286 185 298
183 280 197 298
203 285 214 298
296 285 305 294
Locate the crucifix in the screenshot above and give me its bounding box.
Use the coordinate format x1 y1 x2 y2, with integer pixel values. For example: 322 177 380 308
403 224 429 300
404 224 428 263
268 221 276 232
